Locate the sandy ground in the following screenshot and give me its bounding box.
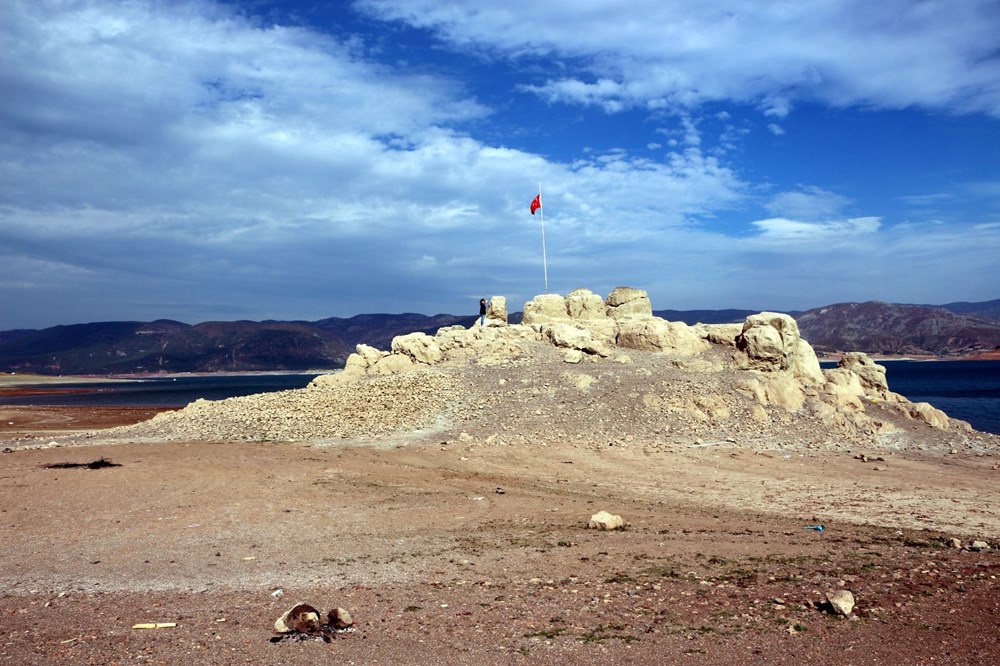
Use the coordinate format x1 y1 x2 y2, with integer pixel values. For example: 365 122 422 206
1 363 999 665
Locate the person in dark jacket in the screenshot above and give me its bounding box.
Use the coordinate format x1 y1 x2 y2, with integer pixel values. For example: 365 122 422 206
479 298 487 327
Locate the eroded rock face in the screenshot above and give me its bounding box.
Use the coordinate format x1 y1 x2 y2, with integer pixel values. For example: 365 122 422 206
304 288 970 437
486 296 508 325
522 293 569 324
565 288 608 320
838 351 889 396
606 286 652 320
736 312 824 384
392 332 443 365
615 318 710 355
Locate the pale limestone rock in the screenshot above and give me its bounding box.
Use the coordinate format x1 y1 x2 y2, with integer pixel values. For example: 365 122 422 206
791 338 825 385
589 510 624 530
543 323 611 357
564 349 584 364
694 395 731 420
734 378 768 405
616 318 710 355
819 368 866 412
391 332 443 365
826 590 855 616
908 401 950 429
565 288 609 320
697 323 743 347
356 343 386 367
762 375 806 412
486 296 508 325
522 293 568 324
838 352 889 396
969 540 990 551
605 287 652 319
370 353 415 375
737 312 824 384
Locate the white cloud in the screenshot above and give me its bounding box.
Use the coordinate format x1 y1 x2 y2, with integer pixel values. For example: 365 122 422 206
765 186 852 221
751 216 881 243
359 0 1000 117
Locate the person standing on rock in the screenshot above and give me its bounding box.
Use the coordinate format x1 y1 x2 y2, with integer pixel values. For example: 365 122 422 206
479 298 488 327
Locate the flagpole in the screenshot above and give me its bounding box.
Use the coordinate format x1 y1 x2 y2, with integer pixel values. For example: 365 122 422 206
539 182 548 294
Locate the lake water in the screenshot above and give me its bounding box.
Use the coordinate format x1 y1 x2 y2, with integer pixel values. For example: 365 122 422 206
0 374 321 408
4 361 999 435
878 360 1000 435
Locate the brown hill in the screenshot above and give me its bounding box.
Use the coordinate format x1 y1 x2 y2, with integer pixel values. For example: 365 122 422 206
796 301 1000 356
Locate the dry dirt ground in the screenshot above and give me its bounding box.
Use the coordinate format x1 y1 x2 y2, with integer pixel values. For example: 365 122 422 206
1 356 999 665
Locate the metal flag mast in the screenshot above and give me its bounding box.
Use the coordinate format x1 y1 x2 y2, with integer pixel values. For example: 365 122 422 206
538 182 548 293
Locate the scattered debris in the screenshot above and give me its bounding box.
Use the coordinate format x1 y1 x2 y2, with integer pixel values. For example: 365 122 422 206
271 589 284 599
132 623 177 629
495 487 505 495
803 525 825 532
271 602 355 643
43 457 121 470
589 510 624 530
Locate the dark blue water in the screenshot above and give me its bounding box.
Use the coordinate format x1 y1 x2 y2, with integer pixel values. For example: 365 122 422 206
879 360 1000 435
819 359 1000 434
1 374 319 408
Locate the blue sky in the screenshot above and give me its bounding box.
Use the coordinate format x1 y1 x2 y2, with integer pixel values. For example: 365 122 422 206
1 0 998 329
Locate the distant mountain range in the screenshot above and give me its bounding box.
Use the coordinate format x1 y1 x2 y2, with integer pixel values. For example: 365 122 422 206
1 299 998 375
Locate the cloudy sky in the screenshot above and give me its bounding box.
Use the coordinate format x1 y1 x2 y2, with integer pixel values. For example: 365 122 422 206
2 0 999 329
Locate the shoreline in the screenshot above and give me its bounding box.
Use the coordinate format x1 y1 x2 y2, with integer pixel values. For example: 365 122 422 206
0 369 336 388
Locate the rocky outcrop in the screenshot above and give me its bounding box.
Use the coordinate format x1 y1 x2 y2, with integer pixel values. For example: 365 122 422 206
486 296 508 326
736 312 824 384
92 286 976 447
311 288 971 436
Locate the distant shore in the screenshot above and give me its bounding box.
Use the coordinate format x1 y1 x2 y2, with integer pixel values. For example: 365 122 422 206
0 370 332 388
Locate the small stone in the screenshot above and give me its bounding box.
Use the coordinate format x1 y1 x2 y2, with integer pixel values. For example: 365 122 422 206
564 349 584 364
826 590 855 616
947 537 963 549
588 510 624 530
274 603 320 633
328 607 353 628
969 540 990 551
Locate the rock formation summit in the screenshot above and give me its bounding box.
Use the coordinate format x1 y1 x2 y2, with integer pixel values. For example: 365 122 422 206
103 287 994 454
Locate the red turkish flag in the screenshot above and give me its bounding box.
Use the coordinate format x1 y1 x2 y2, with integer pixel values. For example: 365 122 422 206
530 194 541 215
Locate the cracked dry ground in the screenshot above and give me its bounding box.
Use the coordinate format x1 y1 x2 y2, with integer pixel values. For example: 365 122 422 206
1 367 999 664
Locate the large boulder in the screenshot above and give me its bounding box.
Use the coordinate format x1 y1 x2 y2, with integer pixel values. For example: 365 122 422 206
616 318 710 355
522 293 569 324
837 352 889 397
391 332 443 365
486 296 508 325
605 287 652 320
566 288 608 320
736 312 824 384
543 323 611 357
